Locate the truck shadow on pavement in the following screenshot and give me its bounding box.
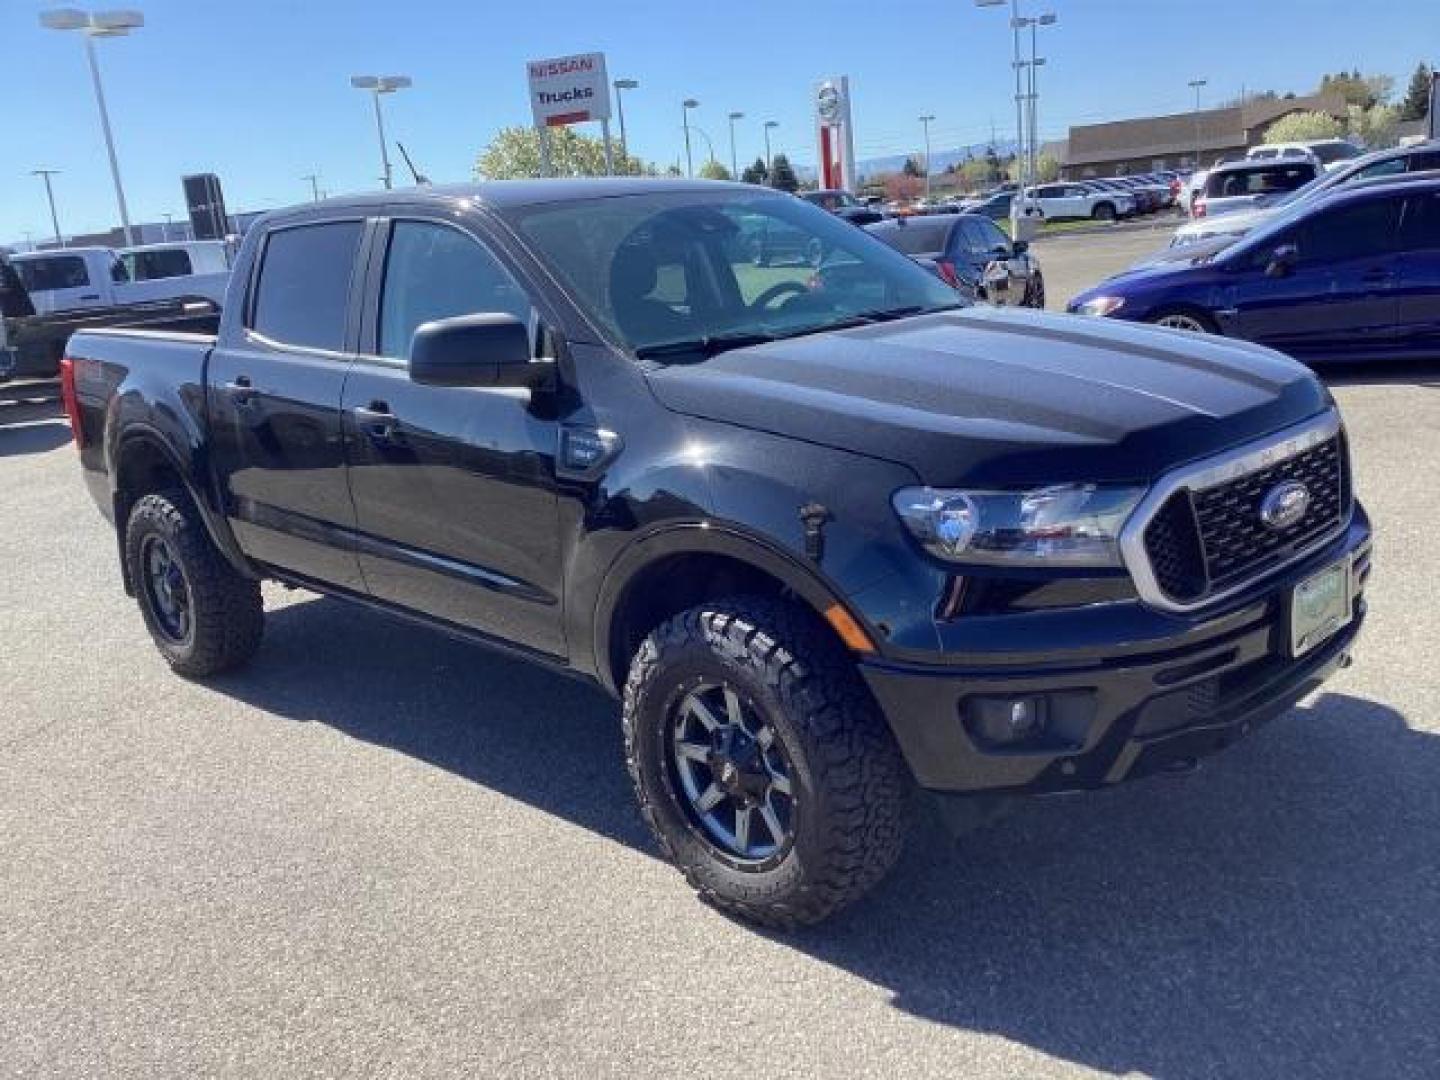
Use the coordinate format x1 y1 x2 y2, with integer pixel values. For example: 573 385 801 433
0 417 71 455
224 594 1437 1080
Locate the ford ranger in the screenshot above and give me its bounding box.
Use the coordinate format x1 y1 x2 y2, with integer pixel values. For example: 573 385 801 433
62 179 1371 927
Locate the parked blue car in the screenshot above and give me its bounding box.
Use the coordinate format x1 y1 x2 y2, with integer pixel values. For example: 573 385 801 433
1068 177 1440 363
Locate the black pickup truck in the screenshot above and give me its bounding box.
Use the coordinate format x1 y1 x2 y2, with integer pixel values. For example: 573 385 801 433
64 179 1371 926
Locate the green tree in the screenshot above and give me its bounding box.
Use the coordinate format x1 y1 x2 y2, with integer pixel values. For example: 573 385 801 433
1263 111 1344 144
741 157 769 185
474 125 645 179
1401 62 1434 121
956 158 993 193
1348 103 1400 150
1035 153 1061 183
983 145 1001 180
698 159 732 181
1320 70 1393 110
769 153 799 193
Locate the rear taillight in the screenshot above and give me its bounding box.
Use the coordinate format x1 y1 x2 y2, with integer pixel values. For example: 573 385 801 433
59 355 83 446
934 258 962 290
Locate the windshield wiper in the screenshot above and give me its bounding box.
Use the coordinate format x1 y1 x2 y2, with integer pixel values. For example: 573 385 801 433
634 331 777 361
783 303 963 337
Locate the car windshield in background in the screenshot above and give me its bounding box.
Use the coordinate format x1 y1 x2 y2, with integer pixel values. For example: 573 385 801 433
1205 164 1315 198
865 217 952 255
507 190 962 357
1314 142 1363 165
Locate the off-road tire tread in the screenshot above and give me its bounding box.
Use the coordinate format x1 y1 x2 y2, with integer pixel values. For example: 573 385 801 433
623 596 911 928
125 489 263 677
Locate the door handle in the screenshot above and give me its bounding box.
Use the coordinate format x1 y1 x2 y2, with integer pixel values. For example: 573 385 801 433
226 375 255 405
80 293 100 301
353 401 398 442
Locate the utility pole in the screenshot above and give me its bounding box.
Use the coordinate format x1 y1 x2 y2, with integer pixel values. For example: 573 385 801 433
31 169 64 247
302 174 321 201
1189 78 1209 170
918 115 936 199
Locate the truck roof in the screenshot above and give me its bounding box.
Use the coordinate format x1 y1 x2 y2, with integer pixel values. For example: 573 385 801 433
278 178 770 218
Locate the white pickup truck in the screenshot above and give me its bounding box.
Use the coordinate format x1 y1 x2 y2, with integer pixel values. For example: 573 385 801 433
10 241 231 315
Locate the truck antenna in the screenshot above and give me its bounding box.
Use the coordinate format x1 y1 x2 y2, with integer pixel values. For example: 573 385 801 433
396 142 431 186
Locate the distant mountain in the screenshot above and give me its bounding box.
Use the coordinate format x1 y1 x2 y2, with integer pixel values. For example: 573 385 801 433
856 140 1021 181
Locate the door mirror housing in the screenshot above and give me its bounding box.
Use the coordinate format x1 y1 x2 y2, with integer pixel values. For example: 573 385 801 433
408 313 553 390
1264 243 1299 278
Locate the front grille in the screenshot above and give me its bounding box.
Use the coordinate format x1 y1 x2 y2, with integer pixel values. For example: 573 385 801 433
1140 435 1348 606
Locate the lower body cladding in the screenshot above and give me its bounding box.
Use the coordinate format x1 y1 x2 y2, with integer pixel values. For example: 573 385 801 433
860 524 1371 806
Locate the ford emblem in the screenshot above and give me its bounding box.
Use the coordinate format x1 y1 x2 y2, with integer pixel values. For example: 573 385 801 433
1259 480 1311 530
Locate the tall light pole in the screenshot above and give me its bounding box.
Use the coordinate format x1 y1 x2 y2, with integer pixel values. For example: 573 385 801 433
351 75 412 190
727 112 745 179
918 114 936 199
1188 78 1209 170
302 173 321 202
1015 12 1056 183
39 8 142 246
976 0 1028 231
161 211 174 241
614 78 639 167
31 169 64 248
682 98 699 178
763 120 779 172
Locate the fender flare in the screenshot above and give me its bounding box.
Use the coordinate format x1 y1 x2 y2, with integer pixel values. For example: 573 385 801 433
589 521 863 695
110 426 255 592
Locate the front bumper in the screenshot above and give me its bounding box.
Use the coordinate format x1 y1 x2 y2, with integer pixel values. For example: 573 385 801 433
860 516 1371 795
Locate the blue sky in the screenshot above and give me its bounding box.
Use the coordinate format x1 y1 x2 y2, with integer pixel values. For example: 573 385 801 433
3 0 1436 242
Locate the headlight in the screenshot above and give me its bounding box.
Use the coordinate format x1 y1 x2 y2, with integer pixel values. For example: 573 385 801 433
1075 296 1126 317
892 483 1145 567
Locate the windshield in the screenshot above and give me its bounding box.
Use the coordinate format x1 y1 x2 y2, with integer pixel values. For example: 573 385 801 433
506 189 962 356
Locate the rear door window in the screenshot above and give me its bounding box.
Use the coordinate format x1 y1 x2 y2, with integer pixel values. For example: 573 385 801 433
249 221 364 351
1399 192 1440 250
124 248 194 281
1208 165 1316 198
869 219 951 256
14 255 89 291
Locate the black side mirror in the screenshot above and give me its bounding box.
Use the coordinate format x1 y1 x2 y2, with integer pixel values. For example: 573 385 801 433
408 313 553 390
1264 244 1299 278
1010 240 1029 255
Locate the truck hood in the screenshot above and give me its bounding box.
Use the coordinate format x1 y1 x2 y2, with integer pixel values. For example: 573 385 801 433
644 307 1329 487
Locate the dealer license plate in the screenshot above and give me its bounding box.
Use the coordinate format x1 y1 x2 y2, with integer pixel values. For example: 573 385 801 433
1290 559 1351 657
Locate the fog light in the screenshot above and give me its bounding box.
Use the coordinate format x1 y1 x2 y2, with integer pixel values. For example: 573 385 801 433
965 695 1049 748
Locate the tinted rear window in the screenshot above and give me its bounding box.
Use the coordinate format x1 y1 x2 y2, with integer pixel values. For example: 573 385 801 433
124 248 193 280
249 222 363 351
1206 165 1316 198
866 218 953 255
14 255 89 291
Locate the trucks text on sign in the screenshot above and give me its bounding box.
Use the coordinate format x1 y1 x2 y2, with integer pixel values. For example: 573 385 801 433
527 52 611 128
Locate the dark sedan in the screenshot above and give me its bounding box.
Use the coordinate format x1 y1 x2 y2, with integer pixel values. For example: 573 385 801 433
866 213 1043 306
1067 177 1440 363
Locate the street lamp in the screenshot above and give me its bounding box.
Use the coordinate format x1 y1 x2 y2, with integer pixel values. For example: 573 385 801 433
763 120 779 172
161 211 175 241
351 74 412 190
302 173 321 202
39 7 142 246
1188 78 1209 170
1013 12 1056 184
727 112 745 179
681 99 701 178
614 78 639 167
918 114 936 199
976 0 1028 230
32 169 64 248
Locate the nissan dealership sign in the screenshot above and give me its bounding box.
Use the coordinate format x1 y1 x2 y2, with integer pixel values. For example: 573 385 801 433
527 52 612 127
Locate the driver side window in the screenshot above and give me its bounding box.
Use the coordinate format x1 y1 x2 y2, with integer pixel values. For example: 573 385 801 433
1285 199 1403 266
377 221 534 359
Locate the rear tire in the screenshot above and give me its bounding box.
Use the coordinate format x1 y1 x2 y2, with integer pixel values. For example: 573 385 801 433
623 596 911 928
1025 272 1046 310
124 489 263 677
1091 202 1117 222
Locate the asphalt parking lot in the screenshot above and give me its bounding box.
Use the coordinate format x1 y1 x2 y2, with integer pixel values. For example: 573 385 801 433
3 229 1438 1078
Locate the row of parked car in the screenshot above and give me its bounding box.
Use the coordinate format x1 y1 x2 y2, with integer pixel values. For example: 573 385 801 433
1070 140 1440 365
8 239 233 315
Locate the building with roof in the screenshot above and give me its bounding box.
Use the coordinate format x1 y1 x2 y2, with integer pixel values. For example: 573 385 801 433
1058 92 1350 178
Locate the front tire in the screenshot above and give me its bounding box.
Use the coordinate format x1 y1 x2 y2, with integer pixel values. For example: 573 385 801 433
623 597 911 928
1025 271 1046 310
125 489 263 677
1091 201 1117 222
1149 308 1218 334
